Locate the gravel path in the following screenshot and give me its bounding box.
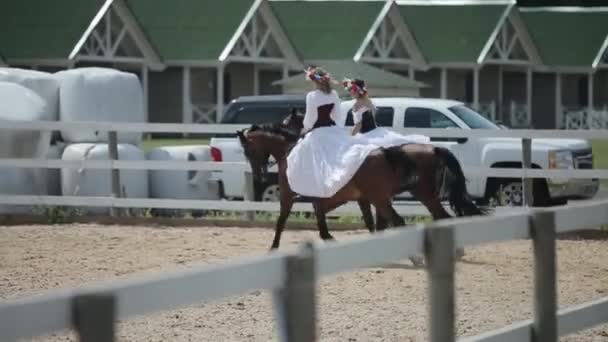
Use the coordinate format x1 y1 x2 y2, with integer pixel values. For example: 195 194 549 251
1 224 607 341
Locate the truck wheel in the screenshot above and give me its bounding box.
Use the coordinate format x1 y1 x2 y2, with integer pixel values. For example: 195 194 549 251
259 183 281 202
496 181 523 206
489 179 554 207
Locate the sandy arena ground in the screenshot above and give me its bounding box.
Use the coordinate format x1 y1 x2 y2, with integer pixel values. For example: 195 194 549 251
1 224 608 342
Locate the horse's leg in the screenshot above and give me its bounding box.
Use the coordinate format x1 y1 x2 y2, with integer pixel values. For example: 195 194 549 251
375 209 388 231
373 201 404 228
313 200 334 241
357 199 376 233
412 174 452 220
270 173 296 250
389 205 405 227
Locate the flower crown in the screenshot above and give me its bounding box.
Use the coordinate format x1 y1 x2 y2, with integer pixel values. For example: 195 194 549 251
342 78 367 96
304 65 331 83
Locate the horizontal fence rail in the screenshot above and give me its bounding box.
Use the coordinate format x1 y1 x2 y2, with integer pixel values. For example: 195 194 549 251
459 297 608 342
1 158 607 179
0 195 438 216
0 120 607 139
0 120 606 214
1 199 608 341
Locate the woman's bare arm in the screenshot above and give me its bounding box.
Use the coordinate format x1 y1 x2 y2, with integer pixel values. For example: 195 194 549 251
352 122 362 135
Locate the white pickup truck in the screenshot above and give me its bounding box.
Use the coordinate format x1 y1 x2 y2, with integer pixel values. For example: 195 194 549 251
210 96 599 206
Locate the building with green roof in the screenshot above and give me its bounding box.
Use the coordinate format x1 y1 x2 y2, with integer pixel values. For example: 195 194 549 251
1 0 608 129
395 1 545 128
125 0 303 123
521 7 608 128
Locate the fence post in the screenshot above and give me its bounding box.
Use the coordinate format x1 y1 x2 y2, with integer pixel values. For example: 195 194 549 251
273 242 316 342
72 293 116 342
108 131 122 217
425 226 456 342
522 138 534 207
530 210 558 342
243 171 256 221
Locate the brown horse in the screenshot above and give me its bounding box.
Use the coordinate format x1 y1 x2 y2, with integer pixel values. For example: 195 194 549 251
237 117 487 250
283 111 488 227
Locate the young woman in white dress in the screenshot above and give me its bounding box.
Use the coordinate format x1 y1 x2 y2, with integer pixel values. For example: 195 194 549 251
342 78 430 146
286 66 378 198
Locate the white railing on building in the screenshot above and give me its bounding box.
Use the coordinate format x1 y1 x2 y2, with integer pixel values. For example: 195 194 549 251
192 103 217 124
0 120 607 214
563 107 608 130
509 101 531 128
1 199 608 341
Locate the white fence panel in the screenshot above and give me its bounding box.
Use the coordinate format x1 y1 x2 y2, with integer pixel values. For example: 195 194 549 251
1 199 607 342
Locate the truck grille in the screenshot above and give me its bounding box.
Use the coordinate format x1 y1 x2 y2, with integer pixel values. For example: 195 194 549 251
572 148 593 169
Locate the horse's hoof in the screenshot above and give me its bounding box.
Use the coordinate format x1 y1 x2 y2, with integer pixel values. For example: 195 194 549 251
410 255 425 267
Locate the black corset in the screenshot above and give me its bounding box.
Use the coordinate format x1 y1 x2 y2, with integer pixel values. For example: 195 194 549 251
359 111 377 133
312 103 336 129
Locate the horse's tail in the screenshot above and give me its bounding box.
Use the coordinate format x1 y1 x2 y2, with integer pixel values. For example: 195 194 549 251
434 147 490 217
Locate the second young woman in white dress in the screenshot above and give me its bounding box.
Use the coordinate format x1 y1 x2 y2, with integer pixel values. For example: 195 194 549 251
342 78 430 146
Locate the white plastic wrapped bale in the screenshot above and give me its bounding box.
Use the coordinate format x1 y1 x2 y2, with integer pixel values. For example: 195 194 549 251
61 143 148 214
0 144 63 215
0 82 52 160
55 67 144 144
0 67 59 121
148 145 221 200
0 167 44 214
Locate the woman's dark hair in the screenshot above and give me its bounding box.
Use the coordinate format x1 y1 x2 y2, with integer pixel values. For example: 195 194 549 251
318 80 332 94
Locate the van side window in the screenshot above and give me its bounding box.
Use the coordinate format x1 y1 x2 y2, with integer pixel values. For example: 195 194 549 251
403 107 458 128
345 107 394 126
231 105 304 124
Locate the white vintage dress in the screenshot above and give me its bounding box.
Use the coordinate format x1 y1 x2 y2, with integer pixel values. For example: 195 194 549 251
286 90 378 198
352 106 431 146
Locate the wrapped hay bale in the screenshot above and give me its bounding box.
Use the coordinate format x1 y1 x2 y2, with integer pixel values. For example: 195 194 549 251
0 67 59 121
0 82 54 213
148 145 220 200
55 67 144 144
61 143 148 214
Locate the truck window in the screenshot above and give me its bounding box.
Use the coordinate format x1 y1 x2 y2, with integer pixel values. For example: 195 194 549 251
229 104 304 124
344 107 394 126
403 107 458 128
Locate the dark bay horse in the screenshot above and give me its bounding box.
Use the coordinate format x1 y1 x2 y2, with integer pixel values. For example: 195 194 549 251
237 118 487 250
283 111 489 223
238 123 408 249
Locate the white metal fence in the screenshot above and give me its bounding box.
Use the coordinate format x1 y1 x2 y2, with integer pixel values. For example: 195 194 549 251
1 198 607 341
0 120 607 215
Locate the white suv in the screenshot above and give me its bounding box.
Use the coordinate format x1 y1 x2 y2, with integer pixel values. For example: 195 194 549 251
211 97 599 206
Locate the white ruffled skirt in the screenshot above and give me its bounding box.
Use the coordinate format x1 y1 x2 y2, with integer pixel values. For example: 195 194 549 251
286 126 430 198
355 127 430 147
286 126 378 198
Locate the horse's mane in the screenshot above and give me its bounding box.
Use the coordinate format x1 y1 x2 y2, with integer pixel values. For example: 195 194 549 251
250 122 300 143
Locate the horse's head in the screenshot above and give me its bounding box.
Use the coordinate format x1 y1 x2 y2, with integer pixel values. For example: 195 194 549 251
237 125 273 183
282 107 304 134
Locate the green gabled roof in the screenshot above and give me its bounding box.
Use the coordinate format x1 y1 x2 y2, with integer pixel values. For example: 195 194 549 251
521 11 608 67
273 60 427 92
126 0 253 60
399 4 507 64
0 0 100 60
270 1 384 60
